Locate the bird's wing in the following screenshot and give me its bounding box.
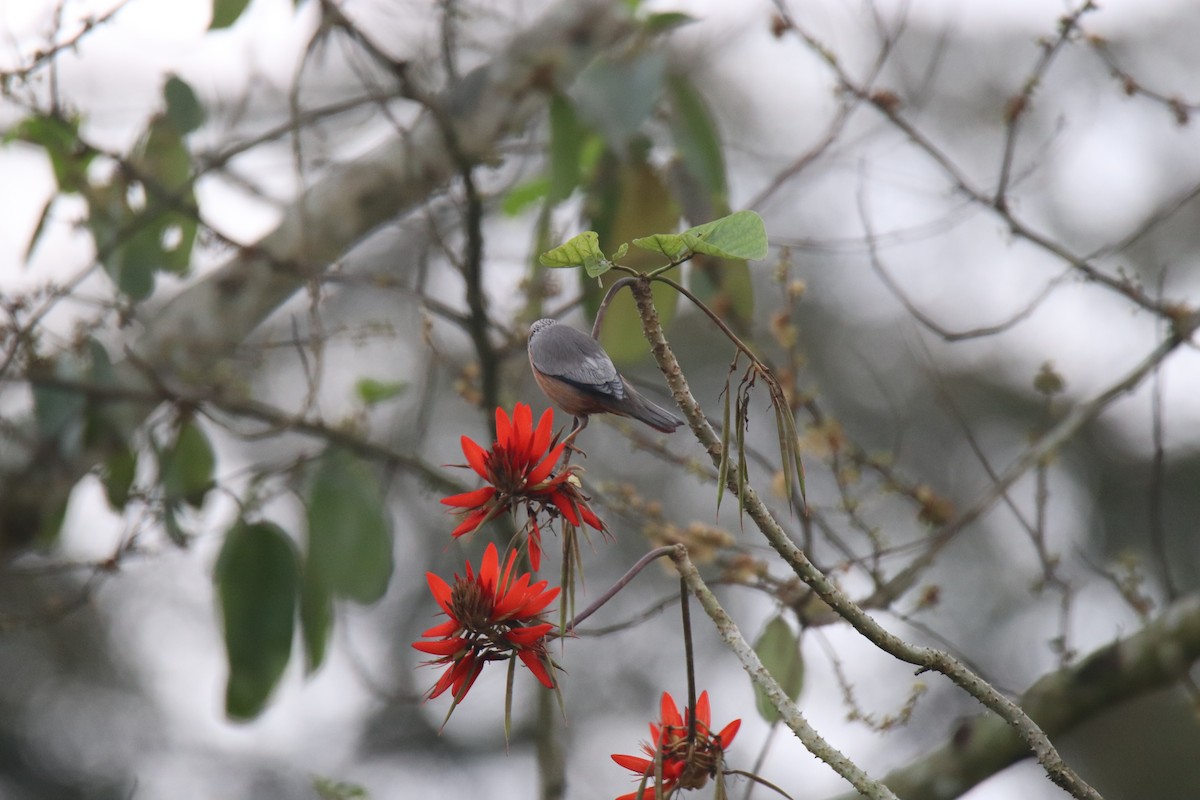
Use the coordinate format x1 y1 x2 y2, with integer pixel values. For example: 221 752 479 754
531 326 625 399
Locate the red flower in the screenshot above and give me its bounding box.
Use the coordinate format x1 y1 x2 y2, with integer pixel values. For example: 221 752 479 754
441 403 604 569
611 691 741 800
412 543 560 703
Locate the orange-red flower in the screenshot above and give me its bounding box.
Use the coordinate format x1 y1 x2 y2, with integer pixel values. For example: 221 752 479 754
441 403 604 569
611 691 741 800
412 542 560 702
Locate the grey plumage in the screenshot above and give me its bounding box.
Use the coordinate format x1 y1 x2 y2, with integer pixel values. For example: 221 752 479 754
528 319 624 398
527 318 683 433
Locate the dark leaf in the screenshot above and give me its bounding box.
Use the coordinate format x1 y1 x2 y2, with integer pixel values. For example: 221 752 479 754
161 419 216 508
667 75 727 201
753 615 805 723
217 520 299 719
210 0 252 29
164 75 206 134
102 447 137 510
548 94 584 203
299 555 333 674
306 448 394 604
571 51 666 149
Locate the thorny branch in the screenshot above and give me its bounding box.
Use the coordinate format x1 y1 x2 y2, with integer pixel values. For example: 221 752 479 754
630 276 1106 800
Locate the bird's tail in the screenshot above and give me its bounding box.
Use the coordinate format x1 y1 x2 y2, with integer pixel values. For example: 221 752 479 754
628 390 684 433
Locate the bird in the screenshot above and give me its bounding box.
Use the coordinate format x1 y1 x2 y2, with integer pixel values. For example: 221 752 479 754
527 318 684 434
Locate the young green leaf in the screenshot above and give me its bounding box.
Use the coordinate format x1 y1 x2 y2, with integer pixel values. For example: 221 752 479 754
631 232 688 261
539 230 608 276
355 377 407 406
680 210 768 260
306 448 394 604
502 178 549 216
216 520 299 720
753 615 805 723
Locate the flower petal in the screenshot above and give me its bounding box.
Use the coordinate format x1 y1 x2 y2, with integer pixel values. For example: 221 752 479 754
441 486 496 508
495 406 513 451
479 542 500 592
512 402 533 447
579 500 604 532
425 572 454 616
716 718 741 748
461 435 491 480
450 508 491 538
695 690 711 728
420 619 460 638
611 754 652 774
527 522 542 571
526 441 566 486
506 622 554 645
531 407 555 460
517 648 555 688
428 653 472 699
412 637 466 656
550 491 581 526
517 584 560 618
660 692 682 729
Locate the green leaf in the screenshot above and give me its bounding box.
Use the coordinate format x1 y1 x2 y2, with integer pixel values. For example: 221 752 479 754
164 75 205 134
23 195 55 263
216 520 298 720
681 210 768 260
11 114 93 193
667 75 726 202
299 554 333 674
33 383 84 454
134 117 198 276
571 51 666 148
631 232 688 261
306 448 394 604
753 615 805 723
502 178 549 216
584 157 680 363
539 230 609 277
313 777 369 800
548 94 583 203
102 447 138 510
355 377 407 406
161 419 215 508
642 11 698 35
612 242 629 261
210 0 252 29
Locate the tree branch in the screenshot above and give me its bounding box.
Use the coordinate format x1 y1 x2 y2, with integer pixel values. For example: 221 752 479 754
828 591 1200 800
628 277 1103 800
